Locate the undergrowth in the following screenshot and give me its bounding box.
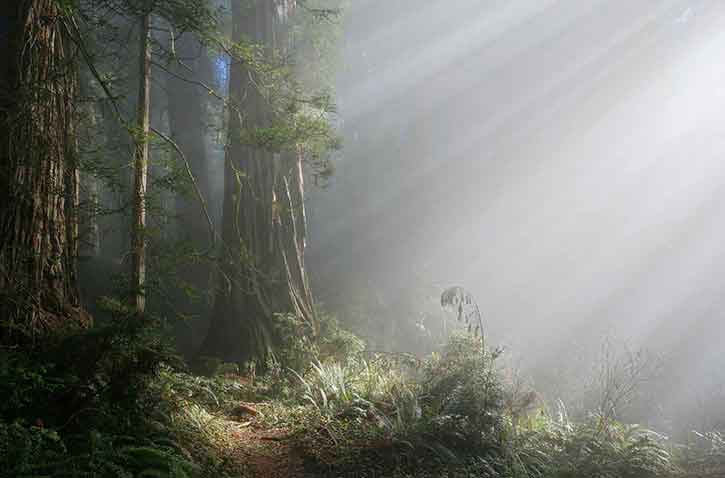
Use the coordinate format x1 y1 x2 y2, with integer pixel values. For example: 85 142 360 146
0 304 236 478
2 308 724 478
260 333 724 478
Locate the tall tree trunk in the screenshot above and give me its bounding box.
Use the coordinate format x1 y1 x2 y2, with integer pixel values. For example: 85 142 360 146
0 0 90 340
198 0 315 365
166 33 214 353
131 7 152 314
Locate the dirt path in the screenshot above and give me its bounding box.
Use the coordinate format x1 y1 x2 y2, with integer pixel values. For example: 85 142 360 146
235 426 304 477
221 408 306 478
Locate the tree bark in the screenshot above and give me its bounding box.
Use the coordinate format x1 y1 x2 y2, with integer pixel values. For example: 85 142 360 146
0 0 90 340
198 0 315 365
131 7 152 314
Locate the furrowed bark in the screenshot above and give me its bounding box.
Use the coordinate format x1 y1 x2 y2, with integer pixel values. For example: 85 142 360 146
0 0 90 341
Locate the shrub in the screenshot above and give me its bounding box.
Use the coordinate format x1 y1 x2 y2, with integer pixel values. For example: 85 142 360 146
420 333 505 450
0 301 215 478
0 420 68 477
272 310 365 373
508 411 676 478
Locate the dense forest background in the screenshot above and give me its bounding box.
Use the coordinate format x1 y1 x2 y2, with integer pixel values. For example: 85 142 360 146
2 1 725 477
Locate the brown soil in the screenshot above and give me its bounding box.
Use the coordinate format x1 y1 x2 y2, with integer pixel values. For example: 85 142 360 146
224 413 306 477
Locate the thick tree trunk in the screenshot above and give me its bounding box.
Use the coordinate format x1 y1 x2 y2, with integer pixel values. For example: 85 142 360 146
198 0 315 365
0 0 90 340
131 8 152 314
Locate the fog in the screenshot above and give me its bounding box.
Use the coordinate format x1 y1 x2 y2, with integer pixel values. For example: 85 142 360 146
307 0 725 431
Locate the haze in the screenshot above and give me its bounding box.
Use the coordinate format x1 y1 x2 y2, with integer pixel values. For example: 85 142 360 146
308 0 725 431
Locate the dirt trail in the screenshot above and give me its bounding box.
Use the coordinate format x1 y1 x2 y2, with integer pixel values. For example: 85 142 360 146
236 427 303 477
222 409 306 478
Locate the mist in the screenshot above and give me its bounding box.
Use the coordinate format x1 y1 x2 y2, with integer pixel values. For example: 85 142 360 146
308 0 725 432
8 0 725 474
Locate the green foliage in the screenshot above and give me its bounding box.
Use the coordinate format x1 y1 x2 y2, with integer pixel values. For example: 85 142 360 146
54 0 79 14
0 349 64 420
3 309 718 478
279 332 694 478
284 335 501 474
53 313 180 416
505 413 676 478
0 303 225 478
271 310 365 373
0 419 203 478
293 356 407 412
0 420 67 477
242 107 341 157
152 366 255 411
420 334 505 449
117 444 199 478
0 302 178 422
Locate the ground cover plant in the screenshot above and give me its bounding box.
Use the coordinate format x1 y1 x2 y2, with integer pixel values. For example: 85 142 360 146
4 308 725 478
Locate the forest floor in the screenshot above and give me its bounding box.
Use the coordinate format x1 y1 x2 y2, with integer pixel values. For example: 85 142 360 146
227 416 303 478
8 313 724 478
7 326 718 478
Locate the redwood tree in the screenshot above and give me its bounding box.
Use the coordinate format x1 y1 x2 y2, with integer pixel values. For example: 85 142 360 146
0 0 89 340
199 0 316 364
